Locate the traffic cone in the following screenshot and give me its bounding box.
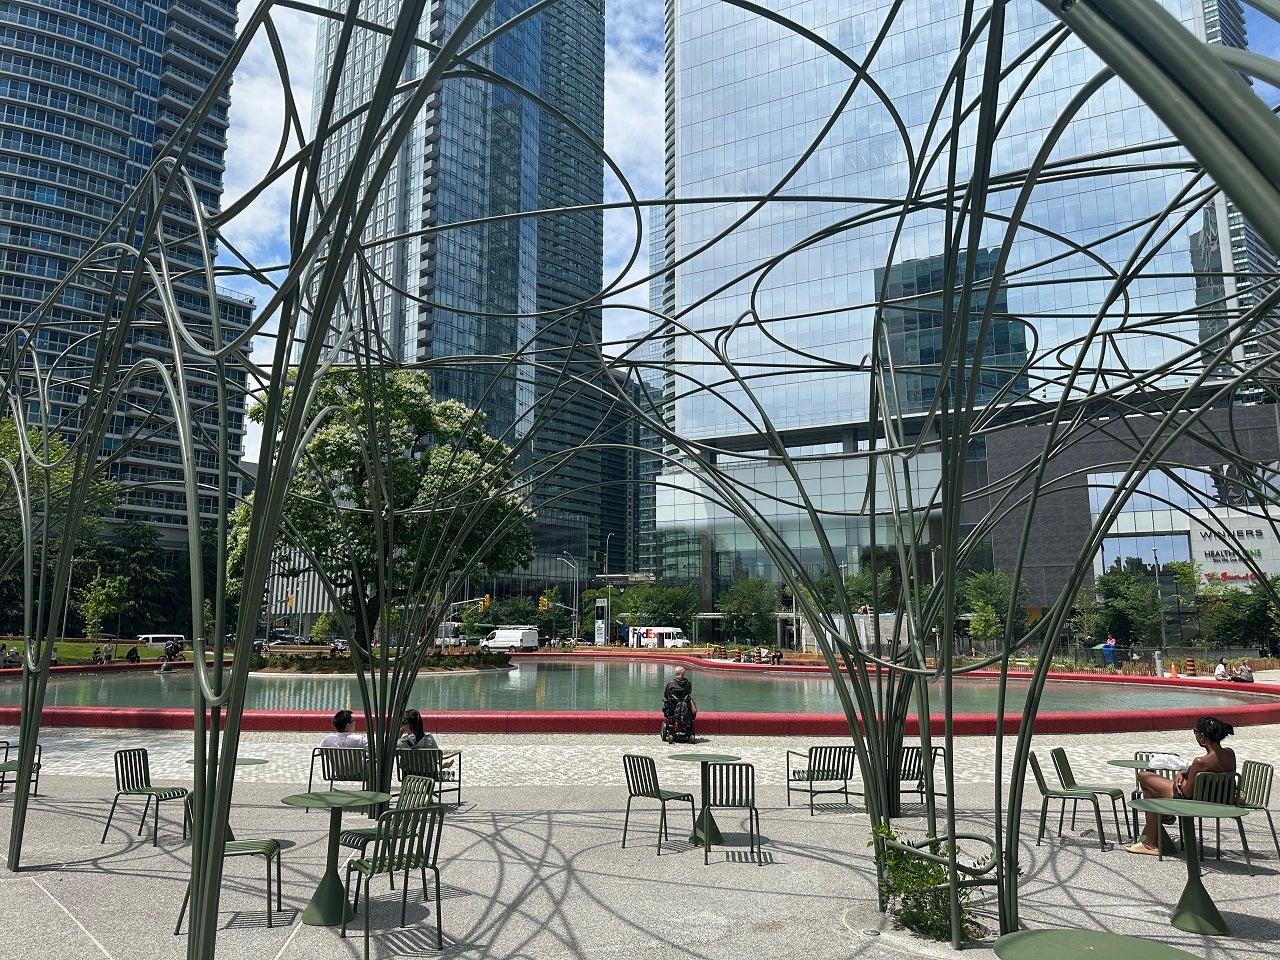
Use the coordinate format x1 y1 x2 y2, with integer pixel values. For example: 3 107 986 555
1170 662 1178 678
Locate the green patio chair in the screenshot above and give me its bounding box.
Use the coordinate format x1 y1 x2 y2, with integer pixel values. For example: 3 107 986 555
100 748 189 847
1050 747 1127 846
704 761 761 865
785 745 857 815
0 740 41 795
1191 770 1252 874
1029 752 1108 851
342 804 445 957
899 745 947 804
341 774 436 860
396 747 462 805
174 835 282 933
621 754 694 855
1237 760 1280 859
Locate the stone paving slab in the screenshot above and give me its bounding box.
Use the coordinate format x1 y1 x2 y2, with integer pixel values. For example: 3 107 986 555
0 723 1277 960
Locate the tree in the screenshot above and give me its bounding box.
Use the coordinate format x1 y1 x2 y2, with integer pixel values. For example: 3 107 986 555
968 601 1002 648
958 570 1029 639
717 576 779 644
231 370 532 652
1093 558 1162 645
612 583 700 639
77 571 132 637
311 610 341 643
845 566 894 611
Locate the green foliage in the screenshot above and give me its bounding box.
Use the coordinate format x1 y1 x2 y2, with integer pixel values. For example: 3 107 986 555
1094 558 1162 644
845 566 894 611
77 572 132 637
231 370 533 650
871 825 983 942
968 602 1001 646
716 576 779 644
612 583 699 635
311 610 341 643
1204 581 1273 650
1067 585 1100 644
958 570 1028 638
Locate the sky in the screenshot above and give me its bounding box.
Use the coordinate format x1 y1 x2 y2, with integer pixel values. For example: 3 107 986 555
218 1 1280 462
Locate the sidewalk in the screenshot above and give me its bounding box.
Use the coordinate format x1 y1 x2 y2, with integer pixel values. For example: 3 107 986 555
0 724 1277 960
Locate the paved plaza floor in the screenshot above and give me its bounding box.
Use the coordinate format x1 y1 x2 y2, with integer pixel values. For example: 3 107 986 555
0 719 1277 960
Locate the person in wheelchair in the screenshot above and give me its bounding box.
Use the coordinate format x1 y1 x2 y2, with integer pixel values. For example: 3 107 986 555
661 666 697 742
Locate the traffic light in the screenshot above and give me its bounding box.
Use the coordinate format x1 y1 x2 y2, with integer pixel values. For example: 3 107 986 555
538 594 550 612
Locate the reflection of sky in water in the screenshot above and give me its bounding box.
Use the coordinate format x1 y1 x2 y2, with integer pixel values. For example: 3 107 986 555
1 662 1268 714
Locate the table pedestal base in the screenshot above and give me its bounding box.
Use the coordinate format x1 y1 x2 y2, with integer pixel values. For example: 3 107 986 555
690 808 722 846
301 869 354 926
1171 814 1229 935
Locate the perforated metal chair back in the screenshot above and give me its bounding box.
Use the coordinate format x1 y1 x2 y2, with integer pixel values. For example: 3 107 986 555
707 761 755 808
623 754 661 798
1239 760 1273 808
320 747 369 786
115 748 153 791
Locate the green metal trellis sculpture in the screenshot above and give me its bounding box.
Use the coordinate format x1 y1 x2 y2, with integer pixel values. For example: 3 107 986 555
3 0 1280 957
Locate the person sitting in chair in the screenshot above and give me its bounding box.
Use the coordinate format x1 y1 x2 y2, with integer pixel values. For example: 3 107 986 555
124 646 140 664
320 709 367 748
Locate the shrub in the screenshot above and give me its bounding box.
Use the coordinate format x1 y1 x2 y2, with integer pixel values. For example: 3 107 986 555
871 825 987 942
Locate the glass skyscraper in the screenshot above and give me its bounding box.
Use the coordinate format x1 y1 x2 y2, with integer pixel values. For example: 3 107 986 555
0 0 251 535
311 0 611 589
656 0 1275 589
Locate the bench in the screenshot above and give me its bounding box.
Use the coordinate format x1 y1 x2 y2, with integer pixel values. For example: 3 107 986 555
785 745 858 815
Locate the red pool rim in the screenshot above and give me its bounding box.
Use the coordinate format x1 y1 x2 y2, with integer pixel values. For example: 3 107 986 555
3 653 1277 736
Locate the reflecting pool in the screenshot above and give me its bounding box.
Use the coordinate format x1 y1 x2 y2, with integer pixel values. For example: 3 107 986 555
2 660 1268 714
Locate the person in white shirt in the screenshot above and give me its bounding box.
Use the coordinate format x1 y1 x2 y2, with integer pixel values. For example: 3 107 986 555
319 709 367 748
1213 658 1229 681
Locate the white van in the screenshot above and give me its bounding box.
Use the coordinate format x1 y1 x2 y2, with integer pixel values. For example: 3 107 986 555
633 626 689 649
139 634 186 650
481 627 540 652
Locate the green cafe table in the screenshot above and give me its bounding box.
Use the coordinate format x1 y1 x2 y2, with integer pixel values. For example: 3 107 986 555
1130 796 1251 935
281 789 391 925
995 929 1201 960
669 753 739 846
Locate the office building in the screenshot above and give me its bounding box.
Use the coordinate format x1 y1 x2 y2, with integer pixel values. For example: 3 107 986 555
0 0 251 536
311 0 610 595
655 0 1277 603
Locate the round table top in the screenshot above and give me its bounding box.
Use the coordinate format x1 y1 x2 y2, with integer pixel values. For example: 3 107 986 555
995 929 1201 960
1131 796 1250 819
280 789 390 810
1107 758 1171 770
186 757 268 765
669 753 740 764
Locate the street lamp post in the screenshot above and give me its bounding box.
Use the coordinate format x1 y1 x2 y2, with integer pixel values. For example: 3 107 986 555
1152 547 1166 649
604 533 615 645
558 552 579 641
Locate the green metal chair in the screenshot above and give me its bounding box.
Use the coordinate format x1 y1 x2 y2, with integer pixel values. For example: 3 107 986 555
341 774 436 860
342 804 445 957
1029 752 1108 851
174 833 282 933
703 761 760 865
1191 770 1252 874
899 745 947 804
0 740 40 794
396 747 462 805
621 754 694 854
1237 760 1280 859
101 748 190 847
785 745 857 815
1050 747 1127 845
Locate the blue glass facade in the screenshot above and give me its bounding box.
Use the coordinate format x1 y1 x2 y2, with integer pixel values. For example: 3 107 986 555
0 0 250 534
658 0 1273 587
313 0 609 588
